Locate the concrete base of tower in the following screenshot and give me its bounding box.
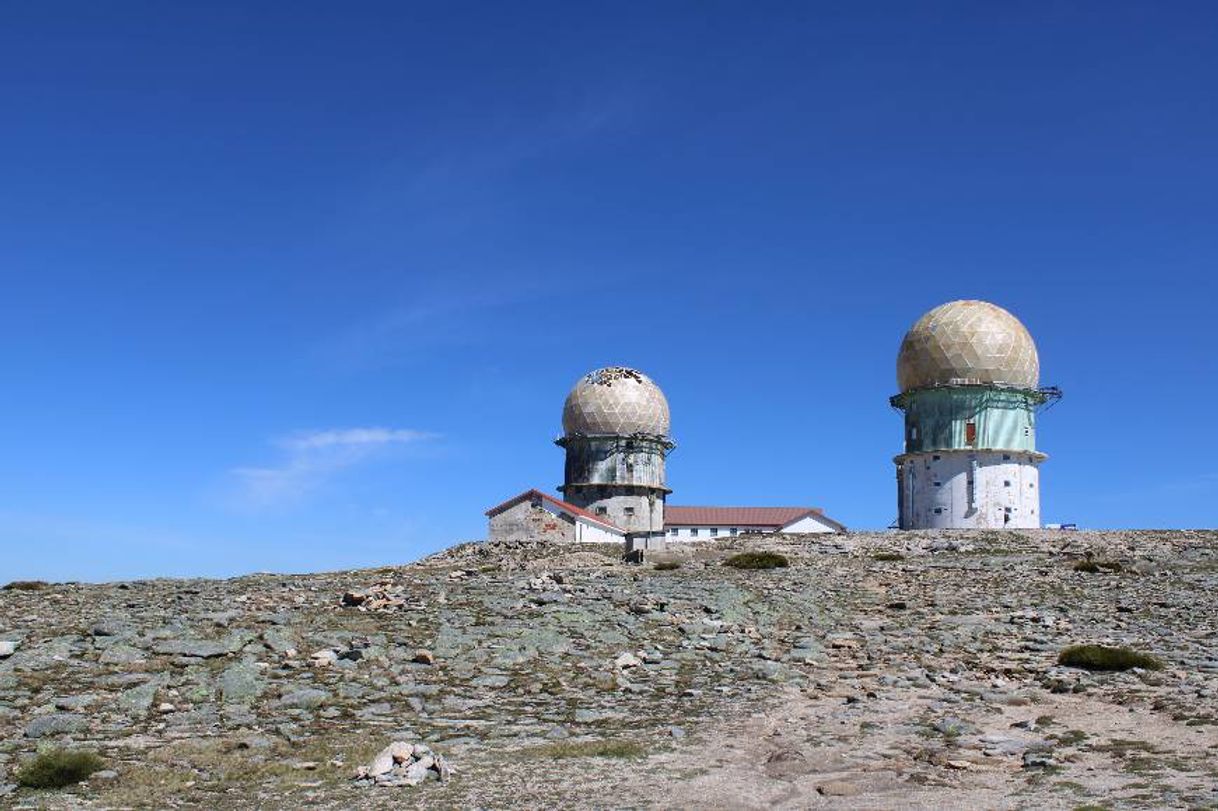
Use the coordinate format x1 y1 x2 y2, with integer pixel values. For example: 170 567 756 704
895 449 1045 529
624 533 668 555
559 485 666 536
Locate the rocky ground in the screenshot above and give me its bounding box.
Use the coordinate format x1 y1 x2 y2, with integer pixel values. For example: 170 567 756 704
1 529 1217 810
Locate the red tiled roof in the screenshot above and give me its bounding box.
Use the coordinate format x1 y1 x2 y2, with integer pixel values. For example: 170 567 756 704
663 506 824 528
485 489 623 532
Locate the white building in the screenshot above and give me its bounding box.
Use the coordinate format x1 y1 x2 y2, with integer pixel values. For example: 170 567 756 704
664 506 844 539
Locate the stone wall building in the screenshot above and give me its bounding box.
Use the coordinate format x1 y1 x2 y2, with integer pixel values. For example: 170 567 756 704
485 489 624 544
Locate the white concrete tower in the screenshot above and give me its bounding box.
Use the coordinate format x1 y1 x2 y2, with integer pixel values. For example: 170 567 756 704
892 300 1058 529
556 367 675 550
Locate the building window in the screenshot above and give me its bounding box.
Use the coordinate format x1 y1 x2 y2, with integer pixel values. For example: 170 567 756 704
933 481 942 487
1003 454 1011 461
623 506 635 516
729 528 738 536
709 528 719 536
595 506 607 516
669 528 678 536
933 507 943 514
1004 480 1011 487
932 454 941 461
965 422 977 445
690 528 699 538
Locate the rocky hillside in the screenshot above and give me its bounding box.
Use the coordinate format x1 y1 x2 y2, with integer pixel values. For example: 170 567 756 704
1 530 1216 809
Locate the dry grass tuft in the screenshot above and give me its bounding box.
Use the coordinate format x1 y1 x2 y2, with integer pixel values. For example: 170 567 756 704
16 749 105 789
723 552 789 570
526 739 647 760
3 580 52 591
1058 645 1163 672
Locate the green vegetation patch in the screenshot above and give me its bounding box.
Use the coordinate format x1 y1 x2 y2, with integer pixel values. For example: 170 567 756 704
527 739 646 760
723 552 789 570
16 749 105 789
3 580 51 591
1050 729 1089 746
1058 645 1164 672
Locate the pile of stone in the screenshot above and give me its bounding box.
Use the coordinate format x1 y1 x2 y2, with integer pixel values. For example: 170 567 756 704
338 585 412 613
354 741 450 787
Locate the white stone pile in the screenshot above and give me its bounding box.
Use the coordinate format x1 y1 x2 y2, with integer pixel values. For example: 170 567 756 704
354 741 450 787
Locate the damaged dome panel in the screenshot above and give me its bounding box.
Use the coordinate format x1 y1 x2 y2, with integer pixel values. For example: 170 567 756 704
562 366 671 437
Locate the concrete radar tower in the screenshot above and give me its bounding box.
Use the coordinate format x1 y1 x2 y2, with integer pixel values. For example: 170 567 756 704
557 367 675 550
892 300 1059 529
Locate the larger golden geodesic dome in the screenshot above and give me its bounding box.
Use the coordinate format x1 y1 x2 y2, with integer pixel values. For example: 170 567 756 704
897 300 1039 392
562 367 670 437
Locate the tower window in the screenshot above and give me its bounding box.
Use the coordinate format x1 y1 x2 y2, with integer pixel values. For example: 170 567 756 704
1004 480 1011 488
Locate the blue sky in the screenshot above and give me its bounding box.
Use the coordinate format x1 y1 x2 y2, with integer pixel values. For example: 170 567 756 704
2 2 1216 582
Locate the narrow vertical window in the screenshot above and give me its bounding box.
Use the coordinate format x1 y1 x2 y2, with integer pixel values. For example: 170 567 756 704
965 422 977 445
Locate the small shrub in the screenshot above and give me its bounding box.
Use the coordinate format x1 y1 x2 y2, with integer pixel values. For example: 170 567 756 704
1073 559 1122 574
16 749 105 789
723 552 789 570
872 552 905 562
3 580 51 591
1058 645 1164 672
653 561 681 571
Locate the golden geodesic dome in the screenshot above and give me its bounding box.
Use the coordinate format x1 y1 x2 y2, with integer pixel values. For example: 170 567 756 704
897 300 1039 392
562 367 670 437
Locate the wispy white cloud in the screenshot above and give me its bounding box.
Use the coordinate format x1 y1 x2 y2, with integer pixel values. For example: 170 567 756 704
277 427 434 451
229 427 436 509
